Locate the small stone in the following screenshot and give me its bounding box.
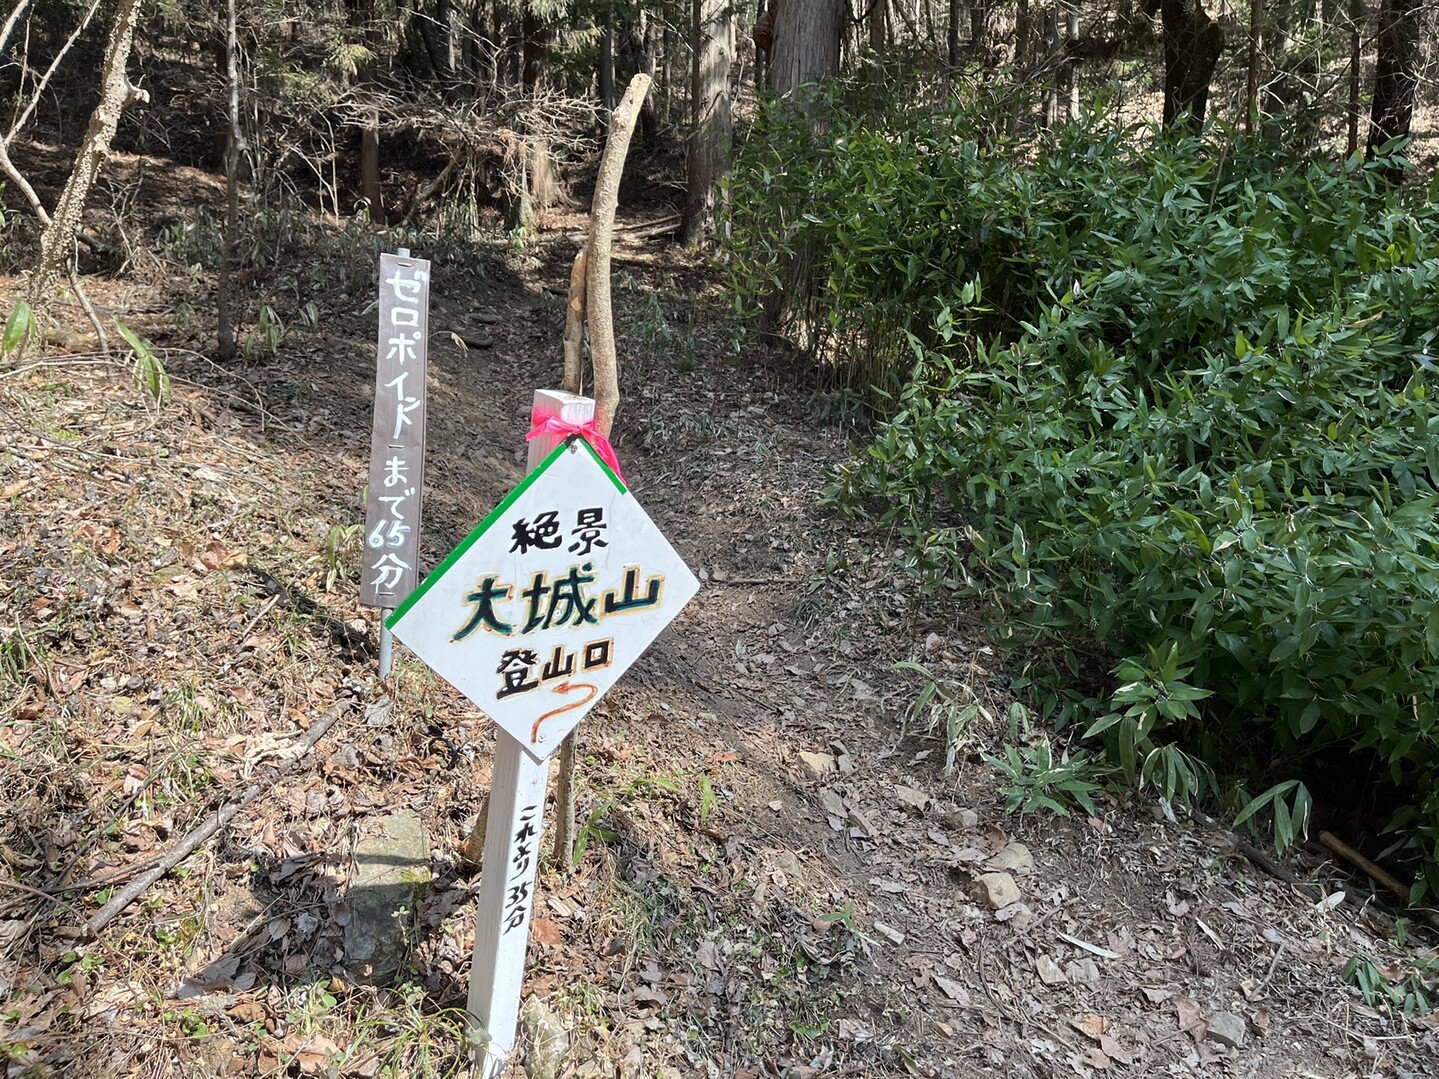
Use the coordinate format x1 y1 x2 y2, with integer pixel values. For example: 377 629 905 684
1066 958 1101 985
972 871 1021 910
521 997 568 1079
1205 1011 1248 1049
1035 955 1067 985
998 902 1034 929
894 785 930 812
799 751 837 779
819 789 847 819
942 807 981 830
770 850 805 882
986 842 1035 874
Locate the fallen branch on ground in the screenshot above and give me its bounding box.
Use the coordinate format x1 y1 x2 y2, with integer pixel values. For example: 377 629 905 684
82 697 355 937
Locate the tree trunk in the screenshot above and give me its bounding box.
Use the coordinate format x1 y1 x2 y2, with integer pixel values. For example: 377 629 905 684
639 8 659 141
760 0 844 336
948 0 960 65
1366 0 1419 180
1042 7 1058 127
767 0 843 94
661 16 674 123
217 0 245 362
521 10 548 93
599 6 615 121
922 0 937 56
587 75 651 439
1016 0 1031 67
360 112 384 223
680 0 732 245
517 6 555 230
353 0 385 224
446 0 462 74
1245 0 1262 134
1347 0 1363 157
500 9 521 87
1159 0 1225 128
870 0 887 57
471 0 491 88
23 0 144 316
1066 8 1079 120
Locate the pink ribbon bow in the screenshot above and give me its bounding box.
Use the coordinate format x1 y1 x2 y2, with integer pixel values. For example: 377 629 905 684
525 408 626 483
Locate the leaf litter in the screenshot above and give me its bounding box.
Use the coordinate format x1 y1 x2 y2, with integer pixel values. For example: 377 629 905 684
0 181 1437 1078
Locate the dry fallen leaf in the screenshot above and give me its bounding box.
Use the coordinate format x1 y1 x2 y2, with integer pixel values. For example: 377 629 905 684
1071 1013 1109 1042
286 1033 342 1075
227 999 266 1024
344 1054 381 1078
1174 994 1207 1043
931 974 971 1006
1099 1032 1131 1065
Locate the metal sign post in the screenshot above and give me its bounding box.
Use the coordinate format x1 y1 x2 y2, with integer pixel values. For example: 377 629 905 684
360 248 431 676
387 412 699 1075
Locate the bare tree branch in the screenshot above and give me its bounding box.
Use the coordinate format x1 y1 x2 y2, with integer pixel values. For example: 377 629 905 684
84 698 354 937
586 74 652 439
0 0 32 59
6 0 103 142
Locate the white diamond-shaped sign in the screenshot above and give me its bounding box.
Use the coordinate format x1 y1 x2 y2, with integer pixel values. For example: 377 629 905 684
387 437 699 762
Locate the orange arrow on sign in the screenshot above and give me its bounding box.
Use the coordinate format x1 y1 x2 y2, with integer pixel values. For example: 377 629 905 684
531 682 599 743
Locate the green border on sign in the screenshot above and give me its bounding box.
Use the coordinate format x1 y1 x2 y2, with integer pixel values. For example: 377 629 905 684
386 435 626 628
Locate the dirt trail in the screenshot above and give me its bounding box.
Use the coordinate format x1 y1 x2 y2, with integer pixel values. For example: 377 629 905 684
331 213 1439 1077
1 171 1437 1078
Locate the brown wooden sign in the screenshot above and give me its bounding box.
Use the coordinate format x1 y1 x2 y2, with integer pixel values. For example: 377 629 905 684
361 251 430 609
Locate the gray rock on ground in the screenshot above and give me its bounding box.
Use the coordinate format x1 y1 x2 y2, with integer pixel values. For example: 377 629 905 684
986 842 1035 874
522 996 569 1079
343 809 431 985
972 871 1022 910
1205 1011 1248 1049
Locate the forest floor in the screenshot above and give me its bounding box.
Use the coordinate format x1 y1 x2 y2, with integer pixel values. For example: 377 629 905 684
2 137 1439 1079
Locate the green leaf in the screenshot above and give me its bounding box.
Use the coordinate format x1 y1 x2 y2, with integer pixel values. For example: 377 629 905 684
2 300 33 354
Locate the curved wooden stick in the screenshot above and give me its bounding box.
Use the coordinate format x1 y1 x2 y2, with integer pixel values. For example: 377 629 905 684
83 698 353 936
562 247 587 394
585 73 652 438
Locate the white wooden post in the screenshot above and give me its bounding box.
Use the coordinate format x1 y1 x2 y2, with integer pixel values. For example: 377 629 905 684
465 387 596 1075
527 389 597 470
466 736 549 1077
389 384 695 1074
